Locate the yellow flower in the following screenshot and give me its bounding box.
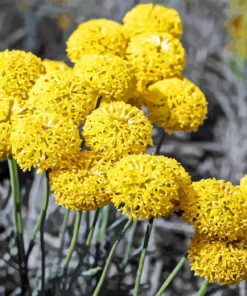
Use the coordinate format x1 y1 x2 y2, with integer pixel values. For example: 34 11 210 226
11 113 81 172
108 154 191 220
50 152 112 211
123 3 182 39
0 50 45 105
126 32 185 93
188 233 247 285
83 102 153 158
42 59 71 72
240 175 247 196
74 54 136 102
0 122 11 160
146 78 207 133
181 179 247 241
67 19 127 63
27 71 97 124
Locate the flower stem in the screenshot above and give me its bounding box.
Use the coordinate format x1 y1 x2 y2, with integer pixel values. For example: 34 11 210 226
57 210 70 267
155 132 166 155
64 211 82 270
122 220 138 266
155 256 187 296
97 205 109 243
133 218 153 296
92 219 133 296
197 279 209 296
40 173 50 293
8 158 29 293
86 209 100 246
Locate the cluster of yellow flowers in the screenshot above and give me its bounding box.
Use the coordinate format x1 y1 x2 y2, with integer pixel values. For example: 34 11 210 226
0 2 245 287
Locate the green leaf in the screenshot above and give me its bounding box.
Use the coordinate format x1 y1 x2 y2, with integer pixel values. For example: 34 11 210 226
82 267 102 276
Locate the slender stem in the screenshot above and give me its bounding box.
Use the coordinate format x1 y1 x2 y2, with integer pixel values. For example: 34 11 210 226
92 219 133 296
155 257 187 296
40 173 49 294
155 132 166 155
8 158 29 293
197 279 209 296
64 211 82 270
122 220 138 266
97 205 109 243
57 210 70 267
133 219 153 296
86 209 100 246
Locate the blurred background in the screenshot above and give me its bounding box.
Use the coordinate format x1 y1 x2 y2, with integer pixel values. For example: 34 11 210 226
0 0 247 295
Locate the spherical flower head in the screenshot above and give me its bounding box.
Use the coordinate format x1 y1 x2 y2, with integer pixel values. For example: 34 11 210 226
123 3 182 39
108 154 186 220
181 179 247 241
0 50 45 105
42 59 71 72
73 54 136 102
67 19 127 63
0 122 11 160
146 78 207 133
27 71 97 124
50 152 112 211
83 102 153 158
188 233 247 285
11 113 81 172
126 32 185 93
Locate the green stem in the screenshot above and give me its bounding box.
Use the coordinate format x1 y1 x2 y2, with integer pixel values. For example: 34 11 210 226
92 219 133 296
155 132 166 155
86 209 100 246
197 279 209 296
64 211 82 270
133 219 153 296
122 220 138 266
39 173 49 293
97 205 109 243
155 256 187 296
8 158 29 293
57 210 70 266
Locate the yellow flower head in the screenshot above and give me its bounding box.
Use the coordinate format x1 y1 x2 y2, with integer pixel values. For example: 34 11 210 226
123 3 182 39
108 154 191 220
74 54 136 102
83 102 153 158
0 50 45 104
27 71 97 124
0 122 11 160
11 113 81 172
126 32 185 93
146 78 207 133
188 233 247 285
181 179 247 241
42 59 71 72
240 175 247 196
67 19 127 63
50 152 112 211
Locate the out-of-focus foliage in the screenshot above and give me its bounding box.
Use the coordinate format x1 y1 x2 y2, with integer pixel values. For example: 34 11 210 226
0 0 247 295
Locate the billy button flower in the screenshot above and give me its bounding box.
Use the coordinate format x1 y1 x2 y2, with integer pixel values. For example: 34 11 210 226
67 19 127 63
188 233 247 285
126 32 185 94
27 71 98 124
42 59 71 72
181 179 247 241
108 154 191 220
146 77 207 133
11 113 81 172
0 50 45 106
50 152 112 211
73 54 136 103
123 3 183 39
82 101 153 158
